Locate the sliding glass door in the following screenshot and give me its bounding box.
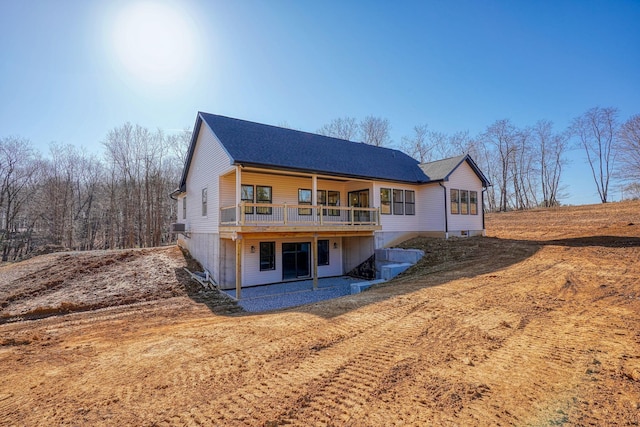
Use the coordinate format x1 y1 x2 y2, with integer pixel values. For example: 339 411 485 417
282 242 311 280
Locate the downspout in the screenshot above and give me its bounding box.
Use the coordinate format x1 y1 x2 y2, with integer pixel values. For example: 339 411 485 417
439 183 448 239
482 188 487 235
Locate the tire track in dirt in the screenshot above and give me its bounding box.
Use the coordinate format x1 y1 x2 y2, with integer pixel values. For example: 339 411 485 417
99 297 434 422
0 394 31 426
275 321 425 426
161 299 437 426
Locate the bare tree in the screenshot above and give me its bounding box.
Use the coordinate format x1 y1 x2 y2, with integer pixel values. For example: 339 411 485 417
481 119 518 211
317 117 359 141
617 114 640 182
473 138 498 211
510 128 538 210
166 127 192 166
102 123 180 249
621 182 640 200
400 124 432 162
0 137 40 261
534 120 567 207
571 107 619 203
359 116 391 147
449 131 477 157
427 131 449 159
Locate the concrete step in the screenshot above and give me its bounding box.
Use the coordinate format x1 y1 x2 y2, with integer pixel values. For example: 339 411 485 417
350 279 386 294
376 248 424 264
380 263 413 281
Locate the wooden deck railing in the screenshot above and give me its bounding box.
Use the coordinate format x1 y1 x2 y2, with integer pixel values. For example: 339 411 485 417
220 203 380 227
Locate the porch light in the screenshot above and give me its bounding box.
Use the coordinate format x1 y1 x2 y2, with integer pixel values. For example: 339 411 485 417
333 242 338 249
250 245 255 253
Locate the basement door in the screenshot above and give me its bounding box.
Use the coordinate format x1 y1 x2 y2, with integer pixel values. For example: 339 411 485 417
282 242 311 280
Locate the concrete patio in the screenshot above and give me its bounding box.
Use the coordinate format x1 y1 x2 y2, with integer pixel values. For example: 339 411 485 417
222 276 372 312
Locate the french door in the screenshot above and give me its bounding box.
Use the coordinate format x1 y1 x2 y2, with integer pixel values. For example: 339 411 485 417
348 189 370 222
282 242 311 280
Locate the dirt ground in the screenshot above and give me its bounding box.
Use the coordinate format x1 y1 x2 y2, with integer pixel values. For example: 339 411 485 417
1 201 639 426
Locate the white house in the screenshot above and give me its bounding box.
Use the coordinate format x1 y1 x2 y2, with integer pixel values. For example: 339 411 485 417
171 112 490 295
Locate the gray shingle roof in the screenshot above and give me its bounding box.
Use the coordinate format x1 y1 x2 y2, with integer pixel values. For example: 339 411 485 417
175 113 490 193
420 155 491 186
199 113 428 183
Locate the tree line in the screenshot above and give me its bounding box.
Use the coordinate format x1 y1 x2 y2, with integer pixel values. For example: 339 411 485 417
0 124 190 261
2 107 638 261
317 107 640 210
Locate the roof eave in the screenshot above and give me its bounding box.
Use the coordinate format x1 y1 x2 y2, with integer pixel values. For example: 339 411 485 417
234 161 428 184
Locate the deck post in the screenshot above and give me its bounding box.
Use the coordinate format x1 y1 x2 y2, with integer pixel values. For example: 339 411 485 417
312 174 318 225
235 235 242 299
236 166 242 225
283 203 288 224
312 234 318 290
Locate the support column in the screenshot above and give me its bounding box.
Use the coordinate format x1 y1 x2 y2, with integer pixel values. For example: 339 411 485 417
312 174 318 222
235 235 242 299
236 165 242 224
312 234 318 290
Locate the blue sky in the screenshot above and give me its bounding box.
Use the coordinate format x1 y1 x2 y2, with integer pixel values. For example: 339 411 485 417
1 0 639 205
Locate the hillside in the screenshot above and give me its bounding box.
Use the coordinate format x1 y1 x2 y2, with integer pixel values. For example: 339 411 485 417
0 246 241 323
0 201 639 425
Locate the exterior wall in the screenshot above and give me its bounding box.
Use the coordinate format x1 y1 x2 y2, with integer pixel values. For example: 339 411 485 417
177 124 233 285
342 236 375 273
419 183 446 232
374 181 422 232
220 236 344 289
183 124 233 234
220 238 236 286
444 161 485 235
182 232 221 283
230 172 349 207
219 173 236 209
372 181 446 248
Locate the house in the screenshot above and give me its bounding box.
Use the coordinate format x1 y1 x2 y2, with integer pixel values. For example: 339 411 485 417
171 112 490 296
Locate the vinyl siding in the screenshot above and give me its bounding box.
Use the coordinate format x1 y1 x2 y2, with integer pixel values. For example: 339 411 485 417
374 182 423 232
179 124 233 286
234 172 349 208
184 232 220 283
219 173 236 209
372 181 447 247
184 124 233 233
240 237 343 287
445 161 484 233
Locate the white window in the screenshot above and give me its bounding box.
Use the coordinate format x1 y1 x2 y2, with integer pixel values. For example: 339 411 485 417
460 190 469 215
450 189 459 214
393 189 404 215
470 191 478 215
405 190 415 215
380 188 391 215
202 188 208 216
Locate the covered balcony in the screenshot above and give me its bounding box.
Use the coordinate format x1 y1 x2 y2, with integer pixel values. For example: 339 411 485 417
220 203 381 233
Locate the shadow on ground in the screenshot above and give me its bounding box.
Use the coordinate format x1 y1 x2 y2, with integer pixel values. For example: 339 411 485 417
193 234 640 319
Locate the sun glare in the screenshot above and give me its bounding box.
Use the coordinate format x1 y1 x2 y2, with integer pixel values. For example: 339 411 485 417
112 1 196 86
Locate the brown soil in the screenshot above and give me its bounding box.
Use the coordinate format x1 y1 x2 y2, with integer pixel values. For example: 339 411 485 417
1 201 639 426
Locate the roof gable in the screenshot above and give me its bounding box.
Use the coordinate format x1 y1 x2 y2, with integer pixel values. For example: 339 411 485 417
420 154 491 187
